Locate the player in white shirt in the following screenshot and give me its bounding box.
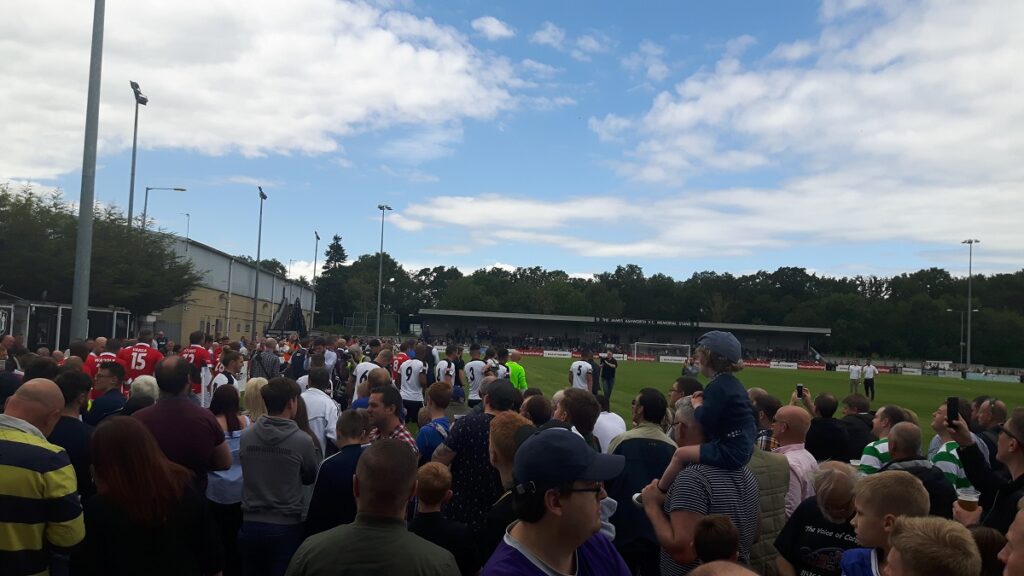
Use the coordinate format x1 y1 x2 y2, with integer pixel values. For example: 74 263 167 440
862 360 880 401
464 343 487 407
848 361 863 394
569 347 594 391
399 345 429 423
435 344 458 384
493 348 511 379
208 350 244 400
351 359 379 404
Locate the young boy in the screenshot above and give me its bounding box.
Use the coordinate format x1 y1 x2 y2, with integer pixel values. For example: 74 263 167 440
885 516 981 576
655 331 756 492
841 471 930 576
694 515 740 564
408 463 479 576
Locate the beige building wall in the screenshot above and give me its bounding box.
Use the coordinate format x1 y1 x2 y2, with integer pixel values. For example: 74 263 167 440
159 287 312 342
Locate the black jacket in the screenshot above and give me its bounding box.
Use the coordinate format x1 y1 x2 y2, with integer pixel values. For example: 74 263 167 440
961 442 1024 533
880 457 956 518
806 417 850 462
840 413 876 461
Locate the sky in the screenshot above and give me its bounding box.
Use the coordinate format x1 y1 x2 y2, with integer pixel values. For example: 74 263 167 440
2 0 1022 283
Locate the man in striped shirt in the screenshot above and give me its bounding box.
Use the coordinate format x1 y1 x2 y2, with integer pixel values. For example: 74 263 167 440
929 402 973 490
0 379 85 576
858 405 908 475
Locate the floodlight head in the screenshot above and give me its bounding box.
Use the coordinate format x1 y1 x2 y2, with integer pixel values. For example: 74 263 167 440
315 231 320 241
130 80 148 105
173 187 187 192
258 186 267 200
378 204 392 211
961 239 980 244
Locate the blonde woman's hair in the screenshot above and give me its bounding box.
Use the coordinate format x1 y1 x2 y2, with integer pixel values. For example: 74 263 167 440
242 377 269 420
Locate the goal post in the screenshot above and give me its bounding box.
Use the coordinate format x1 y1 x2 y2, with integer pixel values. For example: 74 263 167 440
631 342 692 363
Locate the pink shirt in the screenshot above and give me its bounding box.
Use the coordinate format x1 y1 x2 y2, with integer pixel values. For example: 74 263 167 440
774 443 819 517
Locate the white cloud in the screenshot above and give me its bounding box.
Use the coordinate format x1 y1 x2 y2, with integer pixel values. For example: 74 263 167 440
378 124 463 165
471 16 515 40
389 212 425 231
521 59 561 78
225 176 281 188
0 0 521 180
621 41 670 82
528 96 577 111
530 21 566 50
571 32 614 61
379 164 440 183
588 114 633 142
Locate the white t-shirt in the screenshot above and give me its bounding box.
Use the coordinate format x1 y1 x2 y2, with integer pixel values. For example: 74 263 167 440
211 372 239 391
849 364 863 379
863 365 879 379
593 411 628 454
296 375 309 391
435 359 456 384
570 360 593 390
352 361 378 402
301 387 339 456
495 363 510 379
464 360 487 400
399 358 426 402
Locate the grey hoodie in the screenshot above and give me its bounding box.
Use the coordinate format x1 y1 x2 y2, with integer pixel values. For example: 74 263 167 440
240 415 319 524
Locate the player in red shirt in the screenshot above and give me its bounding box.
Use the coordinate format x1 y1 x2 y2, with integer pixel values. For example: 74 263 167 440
121 329 164 383
391 339 412 382
179 330 213 397
85 337 129 399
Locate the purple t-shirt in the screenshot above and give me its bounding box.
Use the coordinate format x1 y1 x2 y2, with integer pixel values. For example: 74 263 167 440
134 396 224 492
482 530 630 576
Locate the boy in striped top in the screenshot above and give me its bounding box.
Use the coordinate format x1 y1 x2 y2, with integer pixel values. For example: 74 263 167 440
858 405 907 474
929 402 973 489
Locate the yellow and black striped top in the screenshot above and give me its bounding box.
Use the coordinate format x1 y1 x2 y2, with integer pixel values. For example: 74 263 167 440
0 415 85 576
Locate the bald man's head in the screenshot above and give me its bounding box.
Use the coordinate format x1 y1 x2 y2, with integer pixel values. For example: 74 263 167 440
4 379 64 436
510 351 522 361
888 422 923 459
689 561 758 576
774 405 812 445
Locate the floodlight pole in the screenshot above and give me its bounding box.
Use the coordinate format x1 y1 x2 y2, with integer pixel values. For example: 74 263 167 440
312 231 319 329
127 80 147 229
963 239 980 367
376 204 392 337
70 0 105 341
251 187 267 342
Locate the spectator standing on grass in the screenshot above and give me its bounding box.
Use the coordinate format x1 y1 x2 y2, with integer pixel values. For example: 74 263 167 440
433 379 518 531
570 347 594 392
880 422 956 518
862 360 879 401
929 400 975 490
773 462 858 576
606 387 677 576
977 398 1009 471
847 360 862 395
482 428 629 576
593 394 626 454
840 394 876 461
601 351 618 399
553 387 602 452
305 409 370 536
286 440 458 576
239 376 319 576
771 405 818 517
858 404 908 474
928 397 990 463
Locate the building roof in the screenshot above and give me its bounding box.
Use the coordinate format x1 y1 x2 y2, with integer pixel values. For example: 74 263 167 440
418 308 831 335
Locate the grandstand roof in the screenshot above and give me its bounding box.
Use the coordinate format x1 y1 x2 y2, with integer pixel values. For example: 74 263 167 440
418 309 831 335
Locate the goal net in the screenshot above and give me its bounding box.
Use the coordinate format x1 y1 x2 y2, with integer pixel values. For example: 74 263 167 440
631 342 692 363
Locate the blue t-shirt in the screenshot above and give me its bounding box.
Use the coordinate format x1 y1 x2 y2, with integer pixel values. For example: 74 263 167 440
350 397 369 410
483 529 630 576
839 547 881 576
695 372 756 470
416 417 450 463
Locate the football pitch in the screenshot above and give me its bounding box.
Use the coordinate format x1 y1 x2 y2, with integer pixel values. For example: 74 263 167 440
515 356 1024 438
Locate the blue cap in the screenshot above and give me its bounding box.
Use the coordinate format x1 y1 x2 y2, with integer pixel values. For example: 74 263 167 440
513 428 624 492
697 330 742 363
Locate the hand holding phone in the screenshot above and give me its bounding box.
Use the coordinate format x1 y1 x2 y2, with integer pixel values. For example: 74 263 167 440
796 384 804 399
947 397 959 428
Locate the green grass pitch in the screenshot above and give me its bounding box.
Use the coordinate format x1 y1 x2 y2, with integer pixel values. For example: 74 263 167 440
514 356 1024 439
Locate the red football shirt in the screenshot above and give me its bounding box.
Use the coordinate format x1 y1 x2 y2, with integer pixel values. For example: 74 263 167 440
391 352 409 382
124 343 164 383
180 344 212 394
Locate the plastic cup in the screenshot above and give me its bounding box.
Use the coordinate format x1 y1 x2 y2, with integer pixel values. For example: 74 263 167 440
849 459 861 467
957 488 980 511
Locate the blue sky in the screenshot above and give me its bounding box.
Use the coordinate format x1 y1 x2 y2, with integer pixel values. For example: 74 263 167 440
3 0 1022 282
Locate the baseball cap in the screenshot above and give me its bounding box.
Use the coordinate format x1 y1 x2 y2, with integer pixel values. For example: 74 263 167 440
486 378 519 411
697 330 742 363
514 428 624 493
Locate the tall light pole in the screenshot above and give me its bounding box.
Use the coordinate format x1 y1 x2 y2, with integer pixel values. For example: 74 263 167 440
70 0 106 341
251 187 267 342
141 186 186 232
312 231 320 330
946 307 979 365
127 81 147 229
180 213 191 253
962 239 980 366
376 204 392 337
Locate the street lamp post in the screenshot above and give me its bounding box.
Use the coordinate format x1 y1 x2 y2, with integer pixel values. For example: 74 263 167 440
70 0 106 342
180 213 190 253
127 80 147 229
251 187 267 343
376 204 392 337
141 186 186 232
962 239 980 366
312 231 319 330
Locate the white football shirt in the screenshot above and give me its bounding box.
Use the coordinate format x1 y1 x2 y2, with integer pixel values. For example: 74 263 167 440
399 358 426 401
435 359 456 384
570 360 593 390
352 361 378 402
464 360 487 400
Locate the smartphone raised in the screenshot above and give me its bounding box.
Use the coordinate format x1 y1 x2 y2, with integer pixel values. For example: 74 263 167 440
947 396 959 428
796 384 804 399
